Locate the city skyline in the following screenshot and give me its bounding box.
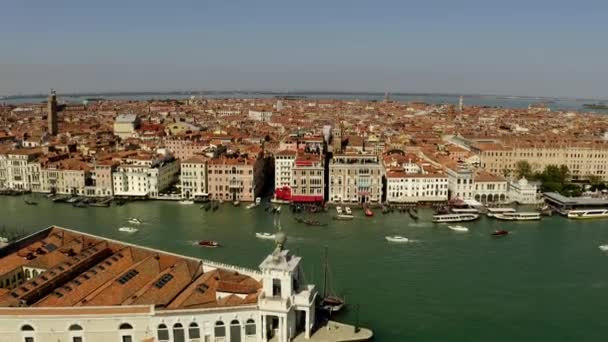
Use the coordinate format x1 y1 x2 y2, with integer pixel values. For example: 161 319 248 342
1 0 607 98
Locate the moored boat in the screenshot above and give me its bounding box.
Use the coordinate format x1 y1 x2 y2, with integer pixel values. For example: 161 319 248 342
198 240 220 248
432 213 479 223
364 207 373 217
486 207 516 217
336 206 343 215
494 212 541 221
233 200 240 207
321 247 346 313
24 200 38 205
385 235 409 243
567 209 608 220
344 207 353 215
408 208 419 220
179 200 194 205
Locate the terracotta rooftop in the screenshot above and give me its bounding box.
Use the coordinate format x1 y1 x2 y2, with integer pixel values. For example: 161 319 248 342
0 226 262 311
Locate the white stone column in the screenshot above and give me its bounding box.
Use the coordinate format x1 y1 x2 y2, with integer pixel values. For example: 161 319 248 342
261 315 266 341
279 316 284 342
305 309 310 339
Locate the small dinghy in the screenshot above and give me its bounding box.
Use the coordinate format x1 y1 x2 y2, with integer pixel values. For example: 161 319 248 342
198 240 220 248
127 218 142 225
385 235 409 243
599 245 608 252
492 229 509 237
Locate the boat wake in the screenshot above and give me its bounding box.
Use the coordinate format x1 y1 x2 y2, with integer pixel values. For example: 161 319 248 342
408 222 432 228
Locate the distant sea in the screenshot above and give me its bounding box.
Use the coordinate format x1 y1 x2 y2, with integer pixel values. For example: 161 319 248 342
2 91 607 113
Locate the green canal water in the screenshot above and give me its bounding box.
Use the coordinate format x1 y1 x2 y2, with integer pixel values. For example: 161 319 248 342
2 196 608 341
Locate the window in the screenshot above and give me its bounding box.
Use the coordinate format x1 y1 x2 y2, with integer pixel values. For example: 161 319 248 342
188 322 200 342
119 323 133 342
173 323 185 342
21 325 34 331
272 278 282 297
245 319 256 336
157 324 169 342
214 321 225 337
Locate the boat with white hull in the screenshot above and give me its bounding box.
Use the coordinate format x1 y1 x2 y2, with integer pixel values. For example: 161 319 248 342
118 227 138 233
567 209 608 220
448 225 469 232
385 235 409 243
433 213 479 223
494 212 541 221
255 232 276 240
486 207 516 217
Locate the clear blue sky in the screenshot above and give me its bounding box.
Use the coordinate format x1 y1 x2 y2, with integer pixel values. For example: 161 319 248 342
1 0 607 98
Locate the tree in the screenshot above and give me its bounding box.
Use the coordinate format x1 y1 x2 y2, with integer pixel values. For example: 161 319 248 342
514 160 532 179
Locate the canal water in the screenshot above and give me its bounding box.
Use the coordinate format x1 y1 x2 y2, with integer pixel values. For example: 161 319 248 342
2 195 608 341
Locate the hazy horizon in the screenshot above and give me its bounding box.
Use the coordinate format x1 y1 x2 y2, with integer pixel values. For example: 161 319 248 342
1 1 607 99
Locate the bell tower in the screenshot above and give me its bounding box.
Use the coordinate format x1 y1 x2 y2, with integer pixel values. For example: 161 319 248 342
47 89 58 135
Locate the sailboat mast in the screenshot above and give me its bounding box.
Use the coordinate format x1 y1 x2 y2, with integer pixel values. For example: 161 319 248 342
323 246 328 299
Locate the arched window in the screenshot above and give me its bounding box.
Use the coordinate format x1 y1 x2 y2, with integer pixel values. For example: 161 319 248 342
188 322 200 342
69 324 84 342
245 319 256 336
157 324 169 342
118 323 133 342
173 323 185 342
21 324 35 342
214 321 225 338
25 269 31 278
21 325 35 331
230 320 241 342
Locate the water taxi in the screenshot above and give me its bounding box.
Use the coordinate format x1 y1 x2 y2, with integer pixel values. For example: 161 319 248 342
127 218 142 225
567 209 608 220
432 213 479 223
494 212 541 221
385 235 409 243
118 227 138 234
486 207 516 217
255 232 276 240
448 225 469 232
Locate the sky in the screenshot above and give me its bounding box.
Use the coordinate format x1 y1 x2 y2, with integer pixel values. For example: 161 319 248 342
0 0 607 98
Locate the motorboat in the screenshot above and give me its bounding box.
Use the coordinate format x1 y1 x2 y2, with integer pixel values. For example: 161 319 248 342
246 202 257 210
127 218 142 225
344 207 353 215
198 240 220 248
432 213 479 223
66 197 80 204
364 207 374 217
255 232 276 240
599 245 608 252
494 212 541 221
448 225 469 232
567 209 608 220
118 227 138 234
335 213 354 220
385 235 409 243
492 229 509 237
233 200 240 207
336 206 343 215
0 236 8 244
408 208 419 220
179 200 194 205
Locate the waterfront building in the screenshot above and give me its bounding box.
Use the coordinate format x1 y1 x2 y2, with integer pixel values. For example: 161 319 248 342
386 171 448 203
0 149 42 191
446 162 475 200
274 150 296 200
0 226 318 342
180 155 208 199
52 159 93 196
113 114 140 139
207 157 255 202
47 90 58 135
93 162 116 197
472 170 508 203
329 153 383 203
291 153 324 203
112 155 179 198
508 177 540 204
472 141 608 181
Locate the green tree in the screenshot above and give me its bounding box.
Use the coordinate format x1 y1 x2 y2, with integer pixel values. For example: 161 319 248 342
514 160 533 179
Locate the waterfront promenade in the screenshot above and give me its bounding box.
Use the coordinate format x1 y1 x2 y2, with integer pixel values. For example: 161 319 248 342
1 195 608 341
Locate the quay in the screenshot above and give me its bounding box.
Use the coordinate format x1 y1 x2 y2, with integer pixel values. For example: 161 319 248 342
285 321 373 342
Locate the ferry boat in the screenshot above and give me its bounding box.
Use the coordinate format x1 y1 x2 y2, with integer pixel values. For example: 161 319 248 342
385 235 409 243
494 212 541 221
567 209 608 220
255 232 276 240
451 207 480 214
118 227 138 234
486 207 516 217
432 213 479 223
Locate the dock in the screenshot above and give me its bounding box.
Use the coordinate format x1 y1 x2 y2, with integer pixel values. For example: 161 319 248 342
271 320 373 342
